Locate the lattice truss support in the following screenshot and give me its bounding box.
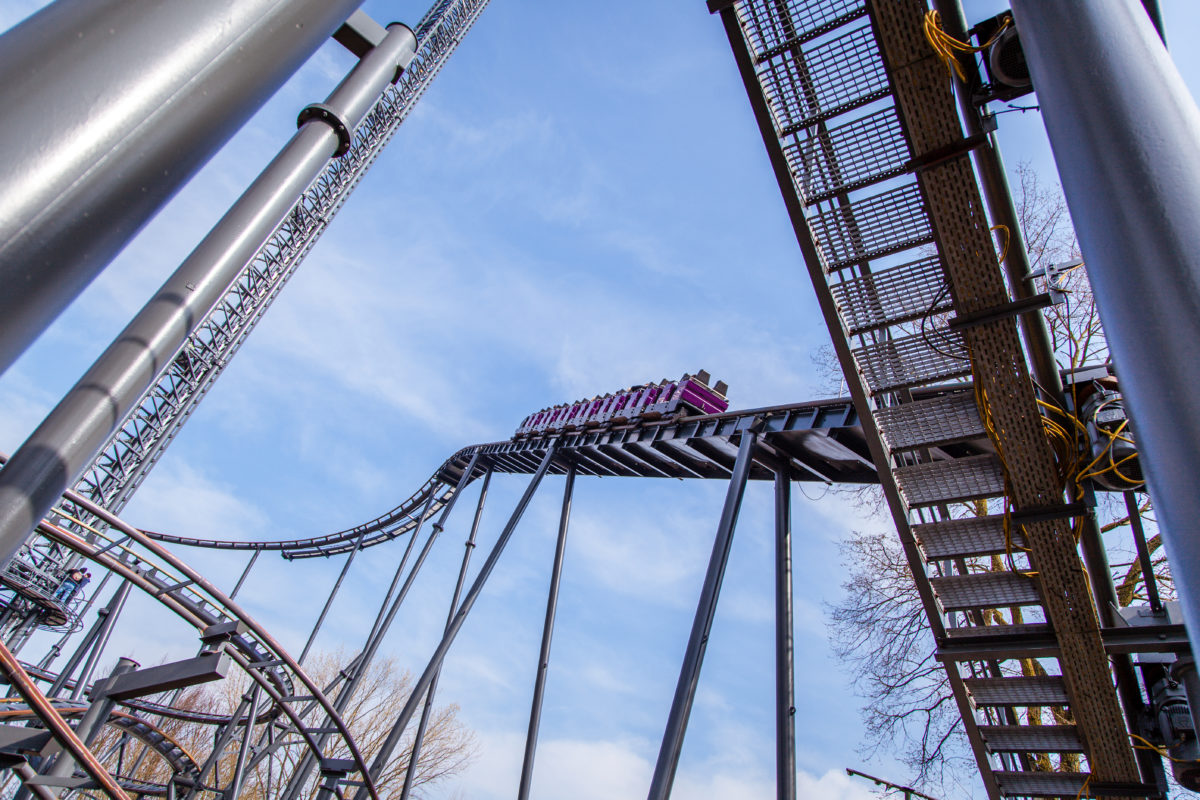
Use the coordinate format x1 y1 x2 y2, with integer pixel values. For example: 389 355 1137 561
714 0 1151 796
69 0 491 522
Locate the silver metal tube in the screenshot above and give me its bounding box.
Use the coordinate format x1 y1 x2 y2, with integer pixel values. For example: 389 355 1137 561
68 580 132 701
0 23 418 571
517 464 577 800
1011 0 1200 647
0 0 367 375
648 431 757 800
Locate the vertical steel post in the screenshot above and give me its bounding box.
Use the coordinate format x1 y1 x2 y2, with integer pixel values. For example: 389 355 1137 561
773 469 796 800
299 532 367 665
355 447 557 800
398 466 493 800
1010 0 1200 653
43 657 138 789
224 686 261 800
647 431 758 800
517 463 577 800
48 580 130 698
281 490 438 800
0 21 419 570
0 0 367 375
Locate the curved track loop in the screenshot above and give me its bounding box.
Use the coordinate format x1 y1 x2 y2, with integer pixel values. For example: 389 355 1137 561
0 700 203 783
141 396 895 558
24 485 384 800
142 476 454 557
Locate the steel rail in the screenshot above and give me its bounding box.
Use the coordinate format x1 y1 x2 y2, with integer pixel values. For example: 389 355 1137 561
138 393 899 556
17 502 377 800
0 642 132 800
52 486 384 800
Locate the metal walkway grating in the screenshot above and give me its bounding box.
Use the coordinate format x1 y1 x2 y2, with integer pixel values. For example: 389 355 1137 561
913 514 1023 559
830 255 949 334
894 455 1005 506
931 572 1042 611
979 725 1083 753
785 108 911 203
853 330 971 394
874 390 984 451
810 183 933 271
965 676 1069 707
993 772 1089 798
738 0 866 60
759 24 890 135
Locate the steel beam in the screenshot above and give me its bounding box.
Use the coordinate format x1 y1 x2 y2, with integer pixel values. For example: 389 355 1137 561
647 430 757 800
517 464 577 800
398 467 492 800
1010 0 1200 652
0 21 419 570
773 470 796 800
0 0 366 375
356 447 557 800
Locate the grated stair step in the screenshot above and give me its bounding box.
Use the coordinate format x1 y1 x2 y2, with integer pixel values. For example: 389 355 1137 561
830 255 949 335
964 676 1069 707
945 622 1051 639
979 724 1083 753
740 0 867 62
994 772 1159 798
762 24 890 136
914 515 1024 559
874 390 985 452
810 183 933 271
788 107 911 204
853 331 971 393
930 571 1041 611
893 454 1005 506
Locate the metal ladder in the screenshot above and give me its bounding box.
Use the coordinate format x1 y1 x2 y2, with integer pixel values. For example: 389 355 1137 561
713 0 1151 796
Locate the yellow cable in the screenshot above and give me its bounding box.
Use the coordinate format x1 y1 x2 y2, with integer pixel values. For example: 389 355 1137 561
923 11 1011 80
990 224 1011 264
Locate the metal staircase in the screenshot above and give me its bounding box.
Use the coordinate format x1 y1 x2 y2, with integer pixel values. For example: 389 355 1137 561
712 0 1154 796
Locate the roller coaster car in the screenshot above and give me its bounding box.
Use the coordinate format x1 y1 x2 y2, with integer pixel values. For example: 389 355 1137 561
514 371 729 439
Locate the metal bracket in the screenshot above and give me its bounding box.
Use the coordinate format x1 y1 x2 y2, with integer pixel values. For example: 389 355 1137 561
905 132 989 174
706 0 736 13
1008 501 1089 526
333 10 388 58
298 104 353 158
947 293 1053 332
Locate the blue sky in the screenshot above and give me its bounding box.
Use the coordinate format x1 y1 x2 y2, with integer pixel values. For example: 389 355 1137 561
2 1 1199 798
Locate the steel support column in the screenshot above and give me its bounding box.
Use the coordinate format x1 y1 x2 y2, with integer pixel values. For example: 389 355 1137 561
281 489 438 800
0 0 366 375
299 531 367 665
1010 0 1200 650
773 469 795 800
647 430 757 800
398 466 493 800
355 447 557 800
517 463 577 800
0 21 419 570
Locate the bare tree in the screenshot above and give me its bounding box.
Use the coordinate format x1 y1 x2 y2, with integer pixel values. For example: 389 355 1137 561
86 650 476 800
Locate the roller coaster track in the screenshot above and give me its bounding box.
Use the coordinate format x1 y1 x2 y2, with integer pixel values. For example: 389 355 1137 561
0 1 1188 799
140 389 987 558
4 474 385 800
